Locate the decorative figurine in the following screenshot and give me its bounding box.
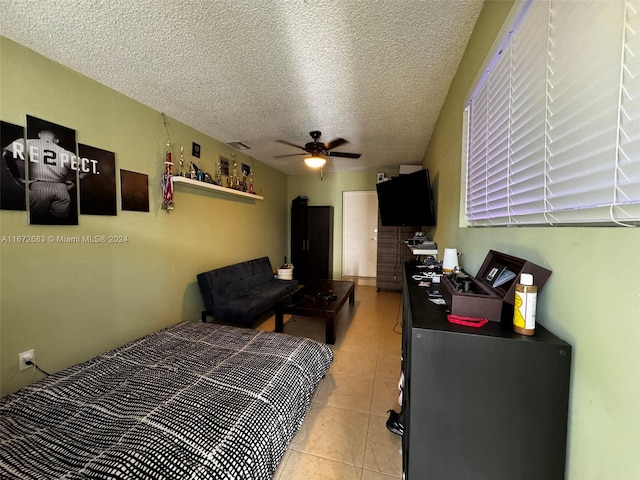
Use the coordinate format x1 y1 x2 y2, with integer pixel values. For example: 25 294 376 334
189 162 197 180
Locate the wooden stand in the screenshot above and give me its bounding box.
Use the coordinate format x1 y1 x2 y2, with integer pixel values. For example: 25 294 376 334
375 218 414 291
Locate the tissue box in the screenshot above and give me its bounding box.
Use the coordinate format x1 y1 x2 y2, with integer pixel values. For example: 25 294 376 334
277 267 294 280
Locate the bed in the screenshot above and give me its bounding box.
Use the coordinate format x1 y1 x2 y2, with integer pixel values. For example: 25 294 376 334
0 321 333 479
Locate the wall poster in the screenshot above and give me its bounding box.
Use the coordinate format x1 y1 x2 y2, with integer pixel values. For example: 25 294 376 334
0 121 26 211
120 169 149 212
1 115 119 223
79 144 116 216
25 116 80 225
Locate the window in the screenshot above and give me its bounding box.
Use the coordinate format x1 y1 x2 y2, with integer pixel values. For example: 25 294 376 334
463 0 640 226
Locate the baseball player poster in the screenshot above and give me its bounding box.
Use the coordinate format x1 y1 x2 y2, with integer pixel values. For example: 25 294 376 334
25 116 80 225
79 143 117 216
2 115 120 224
0 120 27 211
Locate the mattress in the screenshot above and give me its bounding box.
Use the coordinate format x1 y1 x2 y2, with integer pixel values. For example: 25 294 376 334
0 322 333 479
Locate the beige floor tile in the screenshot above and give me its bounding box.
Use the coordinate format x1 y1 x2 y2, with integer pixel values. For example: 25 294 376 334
371 377 402 418
278 451 362 480
375 354 402 383
333 325 381 354
350 298 378 313
361 469 402 480
334 309 366 334
376 306 402 330
378 328 402 356
330 349 378 379
291 403 369 467
337 307 376 331
373 319 401 337
312 372 375 413
363 414 403 477
348 276 377 287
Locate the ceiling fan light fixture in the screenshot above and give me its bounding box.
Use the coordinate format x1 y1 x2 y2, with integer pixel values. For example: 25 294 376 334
304 155 326 168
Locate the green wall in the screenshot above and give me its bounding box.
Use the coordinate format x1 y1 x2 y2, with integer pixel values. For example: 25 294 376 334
0 37 290 395
425 2 640 479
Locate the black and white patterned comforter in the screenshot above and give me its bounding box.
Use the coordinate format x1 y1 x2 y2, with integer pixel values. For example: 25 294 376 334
0 322 333 479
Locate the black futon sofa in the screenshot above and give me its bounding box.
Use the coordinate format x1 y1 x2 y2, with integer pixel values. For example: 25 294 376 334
197 257 298 326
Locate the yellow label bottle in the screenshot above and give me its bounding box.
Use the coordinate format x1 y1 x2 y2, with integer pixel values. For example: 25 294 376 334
513 273 537 336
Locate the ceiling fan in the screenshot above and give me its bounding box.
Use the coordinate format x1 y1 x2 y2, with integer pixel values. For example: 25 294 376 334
275 131 361 169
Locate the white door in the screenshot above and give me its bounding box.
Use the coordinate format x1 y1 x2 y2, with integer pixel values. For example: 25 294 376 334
342 191 378 277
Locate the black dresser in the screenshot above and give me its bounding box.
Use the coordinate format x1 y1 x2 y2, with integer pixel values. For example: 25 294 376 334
402 262 571 480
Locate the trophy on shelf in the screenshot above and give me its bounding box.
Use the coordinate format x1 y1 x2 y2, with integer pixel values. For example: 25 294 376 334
231 158 239 190
189 162 197 180
248 168 254 194
215 158 222 186
178 146 186 177
242 169 248 192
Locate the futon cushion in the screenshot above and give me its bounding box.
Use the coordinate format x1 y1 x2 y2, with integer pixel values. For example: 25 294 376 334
197 257 298 326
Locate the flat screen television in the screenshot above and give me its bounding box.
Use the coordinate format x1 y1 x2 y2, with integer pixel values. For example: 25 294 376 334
376 169 436 226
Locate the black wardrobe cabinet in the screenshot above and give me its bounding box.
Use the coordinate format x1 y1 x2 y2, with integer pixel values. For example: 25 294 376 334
401 262 572 480
291 205 334 282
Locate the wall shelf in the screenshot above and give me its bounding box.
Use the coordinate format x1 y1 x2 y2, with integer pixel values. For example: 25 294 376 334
171 176 263 200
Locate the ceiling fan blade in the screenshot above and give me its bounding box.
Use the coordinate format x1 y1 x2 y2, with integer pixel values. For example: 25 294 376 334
276 139 307 151
326 151 361 159
324 138 348 150
273 153 307 158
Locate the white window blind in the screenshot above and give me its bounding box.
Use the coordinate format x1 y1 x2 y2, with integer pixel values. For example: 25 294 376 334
464 0 640 226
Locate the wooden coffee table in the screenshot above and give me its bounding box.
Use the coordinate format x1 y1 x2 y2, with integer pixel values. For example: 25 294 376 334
275 279 355 344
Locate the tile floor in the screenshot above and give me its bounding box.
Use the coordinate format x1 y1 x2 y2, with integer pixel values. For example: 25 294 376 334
256 279 404 480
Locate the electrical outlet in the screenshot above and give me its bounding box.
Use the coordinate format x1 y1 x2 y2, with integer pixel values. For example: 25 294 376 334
18 349 34 371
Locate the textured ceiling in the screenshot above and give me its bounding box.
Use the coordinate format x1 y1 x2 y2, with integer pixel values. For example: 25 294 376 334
0 0 483 175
